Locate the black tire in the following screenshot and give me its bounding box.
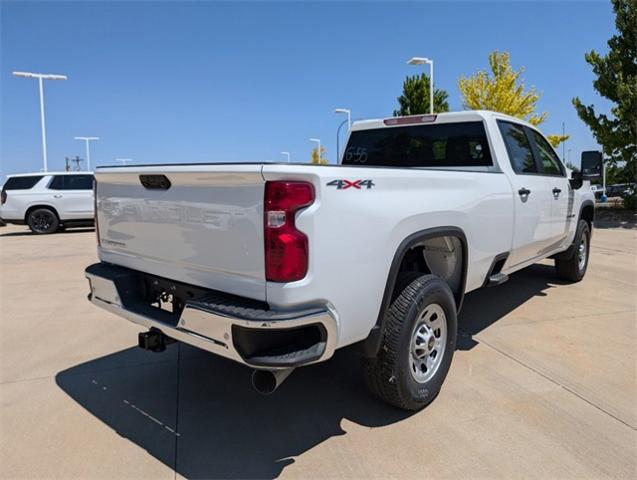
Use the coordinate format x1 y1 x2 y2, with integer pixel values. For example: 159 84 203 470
364 274 457 411
27 208 59 234
555 220 590 282
391 271 427 302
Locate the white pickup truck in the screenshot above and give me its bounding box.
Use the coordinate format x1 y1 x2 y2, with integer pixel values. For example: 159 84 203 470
85 111 597 410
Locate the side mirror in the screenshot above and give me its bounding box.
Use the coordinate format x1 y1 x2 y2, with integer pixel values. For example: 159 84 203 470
569 171 583 190
581 151 603 183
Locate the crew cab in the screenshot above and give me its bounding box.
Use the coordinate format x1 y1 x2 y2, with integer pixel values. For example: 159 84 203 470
0 172 94 234
85 111 597 410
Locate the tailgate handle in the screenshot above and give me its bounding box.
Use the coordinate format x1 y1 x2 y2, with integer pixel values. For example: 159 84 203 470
140 175 171 190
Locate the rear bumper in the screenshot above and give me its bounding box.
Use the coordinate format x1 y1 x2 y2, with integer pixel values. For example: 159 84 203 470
85 263 338 369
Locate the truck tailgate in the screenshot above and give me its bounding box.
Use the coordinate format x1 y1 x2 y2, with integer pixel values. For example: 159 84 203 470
95 165 266 301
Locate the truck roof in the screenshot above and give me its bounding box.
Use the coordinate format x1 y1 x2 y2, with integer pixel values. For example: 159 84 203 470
6 171 93 178
351 110 535 131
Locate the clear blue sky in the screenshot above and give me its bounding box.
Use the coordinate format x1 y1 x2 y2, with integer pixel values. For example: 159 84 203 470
1 0 615 181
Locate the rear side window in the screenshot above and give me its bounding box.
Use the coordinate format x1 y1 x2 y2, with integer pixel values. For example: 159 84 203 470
529 130 565 176
49 175 94 190
3 176 44 190
497 121 538 174
342 121 493 168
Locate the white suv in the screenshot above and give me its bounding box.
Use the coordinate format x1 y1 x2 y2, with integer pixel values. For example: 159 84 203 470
0 172 94 234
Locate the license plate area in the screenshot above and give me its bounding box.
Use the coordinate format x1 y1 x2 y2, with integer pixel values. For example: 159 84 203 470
107 269 209 327
139 275 208 325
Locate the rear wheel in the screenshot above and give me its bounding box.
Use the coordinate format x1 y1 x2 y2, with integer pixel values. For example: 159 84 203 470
364 274 457 411
27 208 59 234
555 220 590 282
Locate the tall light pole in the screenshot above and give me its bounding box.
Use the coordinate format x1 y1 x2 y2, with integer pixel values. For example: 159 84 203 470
115 158 132 165
13 71 68 172
407 57 434 115
309 138 321 164
280 151 291 163
335 108 351 130
334 108 351 163
74 136 99 171
562 122 566 162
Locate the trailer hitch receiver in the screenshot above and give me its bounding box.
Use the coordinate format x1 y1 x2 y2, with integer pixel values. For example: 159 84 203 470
138 329 174 353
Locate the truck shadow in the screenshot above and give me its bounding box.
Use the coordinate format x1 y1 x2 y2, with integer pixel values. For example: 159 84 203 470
55 262 563 478
457 263 567 350
0 227 95 237
55 344 412 479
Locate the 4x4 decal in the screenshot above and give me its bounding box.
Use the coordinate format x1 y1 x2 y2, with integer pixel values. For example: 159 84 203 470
327 179 375 190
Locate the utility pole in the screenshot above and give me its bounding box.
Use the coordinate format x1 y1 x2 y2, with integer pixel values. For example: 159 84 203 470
72 156 83 171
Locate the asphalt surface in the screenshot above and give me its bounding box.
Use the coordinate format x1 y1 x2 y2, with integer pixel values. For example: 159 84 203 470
1 224 635 479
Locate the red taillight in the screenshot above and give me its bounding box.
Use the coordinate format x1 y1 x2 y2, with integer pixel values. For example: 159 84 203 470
93 180 100 246
264 181 314 282
1 189 6 205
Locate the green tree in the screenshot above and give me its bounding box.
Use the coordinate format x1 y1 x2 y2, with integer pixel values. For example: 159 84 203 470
311 146 328 165
572 0 636 184
458 51 568 147
393 74 449 116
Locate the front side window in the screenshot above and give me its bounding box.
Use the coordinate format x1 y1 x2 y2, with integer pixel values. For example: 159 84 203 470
497 121 537 174
530 130 565 176
3 176 44 190
49 175 94 190
342 121 493 168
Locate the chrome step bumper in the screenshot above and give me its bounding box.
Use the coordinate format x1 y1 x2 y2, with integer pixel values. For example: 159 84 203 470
85 263 338 369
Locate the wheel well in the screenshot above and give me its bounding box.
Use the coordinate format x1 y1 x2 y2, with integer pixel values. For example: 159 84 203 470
24 205 59 223
363 227 468 358
394 235 465 305
581 203 594 230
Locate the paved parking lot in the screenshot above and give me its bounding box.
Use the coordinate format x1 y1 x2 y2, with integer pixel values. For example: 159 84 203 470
1 224 635 479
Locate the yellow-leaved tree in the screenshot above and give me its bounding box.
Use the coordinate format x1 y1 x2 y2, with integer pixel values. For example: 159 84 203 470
311 146 328 165
458 51 568 147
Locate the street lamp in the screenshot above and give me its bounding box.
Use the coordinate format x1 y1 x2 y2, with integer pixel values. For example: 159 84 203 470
334 108 351 130
407 57 434 115
280 151 291 163
334 108 352 163
13 71 68 172
115 158 132 165
74 136 99 171
309 138 321 163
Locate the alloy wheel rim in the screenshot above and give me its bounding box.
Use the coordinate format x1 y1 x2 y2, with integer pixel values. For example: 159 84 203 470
578 235 588 271
409 303 447 383
32 212 53 232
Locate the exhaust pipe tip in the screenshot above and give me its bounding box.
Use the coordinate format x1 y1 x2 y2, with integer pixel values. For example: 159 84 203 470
251 368 294 395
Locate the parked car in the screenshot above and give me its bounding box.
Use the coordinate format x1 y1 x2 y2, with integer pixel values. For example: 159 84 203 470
0 186 4 227
590 184 604 199
606 183 634 198
0 172 94 234
85 111 596 411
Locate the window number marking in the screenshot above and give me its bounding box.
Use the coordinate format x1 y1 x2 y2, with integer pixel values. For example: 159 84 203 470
327 179 375 190
345 147 368 163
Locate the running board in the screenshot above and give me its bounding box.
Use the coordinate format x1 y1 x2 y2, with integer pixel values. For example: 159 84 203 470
486 272 509 287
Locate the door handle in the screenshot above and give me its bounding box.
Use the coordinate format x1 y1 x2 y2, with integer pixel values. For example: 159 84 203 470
552 188 562 196
518 188 531 196
53 194 63 198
